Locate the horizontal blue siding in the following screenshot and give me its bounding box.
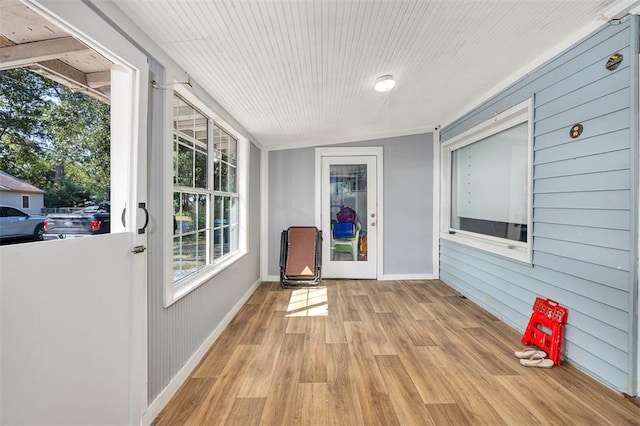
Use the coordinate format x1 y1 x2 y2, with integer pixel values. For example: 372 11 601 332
535 89 629 135
535 57 630 118
534 169 630 193
533 222 630 250
535 108 629 150
534 190 630 210
534 128 630 164
440 17 637 393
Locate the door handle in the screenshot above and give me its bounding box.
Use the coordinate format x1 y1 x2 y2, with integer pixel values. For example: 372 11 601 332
138 202 149 234
370 222 376 227
121 203 150 234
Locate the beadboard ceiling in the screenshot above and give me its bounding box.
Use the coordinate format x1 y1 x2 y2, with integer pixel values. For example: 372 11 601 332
113 0 619 149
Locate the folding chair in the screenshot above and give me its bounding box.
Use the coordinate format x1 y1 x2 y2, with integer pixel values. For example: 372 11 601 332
279 226 322 288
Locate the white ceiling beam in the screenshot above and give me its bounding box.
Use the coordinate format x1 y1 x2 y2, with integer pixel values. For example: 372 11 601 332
0 36 89 69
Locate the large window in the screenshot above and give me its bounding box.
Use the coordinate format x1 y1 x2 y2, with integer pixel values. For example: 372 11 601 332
171 92 242 289
442 99 532 262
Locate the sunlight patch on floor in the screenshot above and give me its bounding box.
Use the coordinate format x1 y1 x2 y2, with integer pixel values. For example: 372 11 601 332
286 287 328 317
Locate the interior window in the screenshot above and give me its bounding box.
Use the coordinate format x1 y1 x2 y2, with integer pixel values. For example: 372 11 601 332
172 92 240 285
450 122 529 242
442 99 532 262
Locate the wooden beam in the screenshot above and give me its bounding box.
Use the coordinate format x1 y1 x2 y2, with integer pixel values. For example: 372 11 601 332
0 37 89 69
31 59 87 86
86 71 111 89
28 60 109 103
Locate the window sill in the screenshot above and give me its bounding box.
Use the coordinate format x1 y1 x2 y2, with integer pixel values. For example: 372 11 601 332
440 231 532 266
166 250 247 307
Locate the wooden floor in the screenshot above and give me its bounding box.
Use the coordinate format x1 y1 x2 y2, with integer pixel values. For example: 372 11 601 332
154 280 640 425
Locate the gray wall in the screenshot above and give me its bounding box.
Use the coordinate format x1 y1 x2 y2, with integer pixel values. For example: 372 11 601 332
147 60 262 402
268 133 433 277
440 17 638 393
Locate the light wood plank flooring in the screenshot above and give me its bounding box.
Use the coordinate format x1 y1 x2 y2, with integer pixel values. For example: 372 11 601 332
153 280 640 425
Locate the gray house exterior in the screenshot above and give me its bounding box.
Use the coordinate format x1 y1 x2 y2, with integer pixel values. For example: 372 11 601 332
440 16 638 394
0 170 45 215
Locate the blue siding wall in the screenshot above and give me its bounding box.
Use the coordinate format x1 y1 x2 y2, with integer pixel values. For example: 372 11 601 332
440 18 638 393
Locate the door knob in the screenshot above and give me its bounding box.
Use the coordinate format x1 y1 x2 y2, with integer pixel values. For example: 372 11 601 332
371 222 376 227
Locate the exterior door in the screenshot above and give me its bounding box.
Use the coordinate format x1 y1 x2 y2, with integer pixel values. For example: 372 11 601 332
320 154 379 279
0 2 148 424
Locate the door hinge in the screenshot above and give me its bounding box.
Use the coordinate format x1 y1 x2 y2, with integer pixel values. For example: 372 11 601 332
131 245 147 254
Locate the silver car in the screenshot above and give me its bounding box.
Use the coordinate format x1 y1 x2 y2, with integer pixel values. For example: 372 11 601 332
0 205 46 242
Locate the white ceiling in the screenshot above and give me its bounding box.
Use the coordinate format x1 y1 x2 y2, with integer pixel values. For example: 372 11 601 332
113 0 619 150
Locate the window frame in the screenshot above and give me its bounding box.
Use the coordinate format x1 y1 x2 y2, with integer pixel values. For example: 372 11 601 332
440 99 533 264
164 85 248 307
21 195 30 210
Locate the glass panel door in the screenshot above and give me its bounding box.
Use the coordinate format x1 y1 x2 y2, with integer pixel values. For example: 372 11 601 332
321 155 377 279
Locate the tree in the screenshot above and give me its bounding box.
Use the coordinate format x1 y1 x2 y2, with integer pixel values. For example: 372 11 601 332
0 68 110 207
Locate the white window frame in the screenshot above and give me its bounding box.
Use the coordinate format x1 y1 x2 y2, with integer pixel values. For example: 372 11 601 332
21 195 30 210
440 99 533 264
164 84 248 307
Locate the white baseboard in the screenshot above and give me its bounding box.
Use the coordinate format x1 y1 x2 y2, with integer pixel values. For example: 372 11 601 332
381 273 434 281
140 277 262 426
264 273 434 282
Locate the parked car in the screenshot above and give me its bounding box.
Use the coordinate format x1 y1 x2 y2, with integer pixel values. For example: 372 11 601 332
0 205 46 242
43 202 111 240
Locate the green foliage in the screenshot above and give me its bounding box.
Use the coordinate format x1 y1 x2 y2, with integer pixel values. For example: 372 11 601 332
44 177 91 207
0 68 110 208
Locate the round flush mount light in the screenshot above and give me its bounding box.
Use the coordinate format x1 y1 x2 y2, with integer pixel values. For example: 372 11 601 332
374 75 395 92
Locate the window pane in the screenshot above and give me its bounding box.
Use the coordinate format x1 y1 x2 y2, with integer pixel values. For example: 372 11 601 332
194 149 207 188
220 162 228 193
213 159 221 191
222 196 232 255
213 124 238 167
173 192 181 234
451 121 528 242
228 197 239 253
213 196 224 260
173 96 185 131
195 230 207 269
226 135 237 166
177 143 193 187
174 233 198 280
181 193 197 233
173 140 178 185
197 194 207 231
227 165 236 193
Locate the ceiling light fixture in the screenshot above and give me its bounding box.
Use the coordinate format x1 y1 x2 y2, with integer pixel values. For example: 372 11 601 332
374 75 395 92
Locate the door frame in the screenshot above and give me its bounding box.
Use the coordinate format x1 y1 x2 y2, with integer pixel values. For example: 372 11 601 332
25 0 149 422
315 147 384 279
